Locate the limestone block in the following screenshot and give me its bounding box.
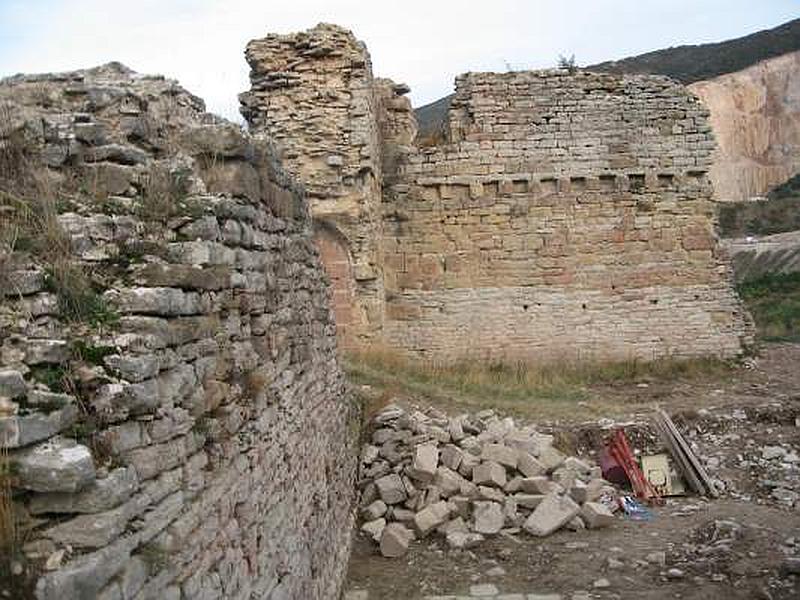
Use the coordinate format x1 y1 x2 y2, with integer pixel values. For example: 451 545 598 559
523 493 580 537
517 452 547 478
375 473 407 505
520 476 561 495
360 499 387 521
580 501 615 529
440 444 463 470
434 466 466 497
537 445 566 472
472 461 507 488
380 522 414 557
446 530 484 549
11 436 95 493
24 339 70 365
413 500 450 536
407 444 439 484
481 443 518 468
472 501 504 534
29 467 139 515
0 404 78 449
514 493 545 509
360 517 386 542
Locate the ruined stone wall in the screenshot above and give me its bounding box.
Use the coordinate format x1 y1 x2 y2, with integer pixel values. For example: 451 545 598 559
242 23 752 364
0 64 357 600
382 71 751 362
241 24 386 350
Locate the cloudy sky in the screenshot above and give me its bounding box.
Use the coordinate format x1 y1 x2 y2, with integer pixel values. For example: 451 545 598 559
0 1 796 122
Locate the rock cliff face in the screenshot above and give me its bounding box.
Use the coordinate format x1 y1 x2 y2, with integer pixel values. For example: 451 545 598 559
688 50 800 203
0 63 357 600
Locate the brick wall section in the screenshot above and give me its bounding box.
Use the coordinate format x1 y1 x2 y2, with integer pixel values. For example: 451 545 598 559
241 23 386 349
0 64 357 600
383 71 751 361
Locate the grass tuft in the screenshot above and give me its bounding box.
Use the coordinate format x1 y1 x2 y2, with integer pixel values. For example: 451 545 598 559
737 272 800 342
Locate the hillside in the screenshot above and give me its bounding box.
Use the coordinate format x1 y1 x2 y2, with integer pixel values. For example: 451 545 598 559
589 17 800 83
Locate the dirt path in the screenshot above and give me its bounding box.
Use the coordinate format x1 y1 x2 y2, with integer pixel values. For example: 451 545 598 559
343 344 800 599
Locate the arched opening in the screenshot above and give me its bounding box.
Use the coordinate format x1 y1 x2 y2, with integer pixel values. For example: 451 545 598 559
313 221 357 350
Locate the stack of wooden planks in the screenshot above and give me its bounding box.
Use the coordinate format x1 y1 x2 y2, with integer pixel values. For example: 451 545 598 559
651 409 719 498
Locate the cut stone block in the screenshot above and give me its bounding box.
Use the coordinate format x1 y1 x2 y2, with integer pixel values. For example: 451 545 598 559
472 501 504 535
458 452 480 478
481 443 518 468
43 505 130 549
413 500 450 537
407 444 439 484
563 456 592 475
435 466 466 497
446 530 484 549
360 517 386 542
380 522 414 557
580 501 615 529
440 444 463 470
361 499 388 521
11 436 95 493
477 486 504 503
520 476 561 495
517 452 547 477
472 461 506 488
538 445 566 472
523 493 580 537
375 473 407 505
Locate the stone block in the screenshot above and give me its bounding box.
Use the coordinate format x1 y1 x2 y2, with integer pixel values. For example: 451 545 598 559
11 436 95 493
380 522 414 558
520 476 561 495
472 501 504 534
361 499 388 521
523 493 580 537
481 443 518 468
361 517 386 542
29 467 138 514
413 500 450 536
517 452 547 478
407 444 439 484
580 501 615 529
472 461 506 488
375 473 407 505
0 404 79 449
440 444 463 470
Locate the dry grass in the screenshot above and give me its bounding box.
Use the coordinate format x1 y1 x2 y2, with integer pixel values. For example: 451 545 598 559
344 347 734 422
138 163 190 225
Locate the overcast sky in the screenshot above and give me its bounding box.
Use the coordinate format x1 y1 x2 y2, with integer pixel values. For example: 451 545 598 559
0 1 796 122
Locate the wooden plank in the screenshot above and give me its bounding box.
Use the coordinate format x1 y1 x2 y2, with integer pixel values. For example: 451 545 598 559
657 409 718 497
651 414 704 495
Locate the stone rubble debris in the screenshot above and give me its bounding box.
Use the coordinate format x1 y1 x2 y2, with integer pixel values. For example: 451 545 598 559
357 405 620 557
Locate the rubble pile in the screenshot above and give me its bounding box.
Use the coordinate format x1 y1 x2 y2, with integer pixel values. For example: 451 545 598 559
357 405 620 557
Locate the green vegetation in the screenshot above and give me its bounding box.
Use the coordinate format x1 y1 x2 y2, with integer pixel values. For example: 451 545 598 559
737 272 800 342
345 349 732 421
718 173 800 238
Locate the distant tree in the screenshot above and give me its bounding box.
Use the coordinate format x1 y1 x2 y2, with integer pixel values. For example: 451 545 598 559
557 54 578 74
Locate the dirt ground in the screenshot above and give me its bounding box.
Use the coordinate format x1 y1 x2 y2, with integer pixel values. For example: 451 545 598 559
343 343 800 600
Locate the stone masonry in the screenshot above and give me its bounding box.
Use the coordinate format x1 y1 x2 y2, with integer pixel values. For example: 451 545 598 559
244 24 752 363
0 63 357 599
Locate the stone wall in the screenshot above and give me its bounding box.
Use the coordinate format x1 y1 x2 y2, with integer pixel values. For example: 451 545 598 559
245 24 752 364
381 71 751 362
0 64 357 599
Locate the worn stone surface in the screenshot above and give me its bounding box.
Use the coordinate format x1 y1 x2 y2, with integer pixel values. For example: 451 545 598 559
380 523 414 558
10 437 95 493
523 493 581 537
29 467 138 515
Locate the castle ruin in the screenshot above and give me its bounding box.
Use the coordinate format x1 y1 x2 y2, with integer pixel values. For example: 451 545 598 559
242 24 752 363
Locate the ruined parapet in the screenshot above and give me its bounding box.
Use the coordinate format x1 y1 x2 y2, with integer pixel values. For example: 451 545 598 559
241 24 385 350
0 65 356 599
382 70 753 362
